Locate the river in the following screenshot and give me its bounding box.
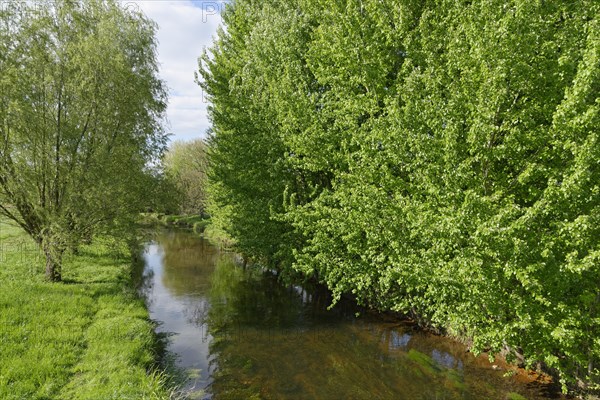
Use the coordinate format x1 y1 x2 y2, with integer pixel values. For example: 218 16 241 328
138 229 562 400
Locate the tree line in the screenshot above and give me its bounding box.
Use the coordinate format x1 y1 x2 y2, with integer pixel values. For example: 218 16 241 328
199 0 600 393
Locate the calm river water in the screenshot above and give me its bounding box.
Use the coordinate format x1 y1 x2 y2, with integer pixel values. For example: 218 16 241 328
139 229 562 400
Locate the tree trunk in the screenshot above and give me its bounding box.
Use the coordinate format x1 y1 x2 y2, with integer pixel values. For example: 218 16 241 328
43 242 63 282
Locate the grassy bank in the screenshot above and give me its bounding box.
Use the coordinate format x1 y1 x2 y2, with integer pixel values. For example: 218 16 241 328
0 219 174 400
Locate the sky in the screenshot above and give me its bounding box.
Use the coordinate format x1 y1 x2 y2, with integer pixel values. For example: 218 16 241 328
132 1 225 143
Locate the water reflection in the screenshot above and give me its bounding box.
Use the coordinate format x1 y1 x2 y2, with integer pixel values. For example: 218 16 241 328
140 230 562 400
388 331 412 350
431 349 463 371
140 230 221 394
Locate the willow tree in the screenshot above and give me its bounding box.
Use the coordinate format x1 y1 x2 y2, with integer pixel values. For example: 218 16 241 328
0 1 168 281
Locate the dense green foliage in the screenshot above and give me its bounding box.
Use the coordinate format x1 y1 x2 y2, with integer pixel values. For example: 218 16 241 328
199 0 600 392
0 0 169 281
0 219 173 399
163 140 209 215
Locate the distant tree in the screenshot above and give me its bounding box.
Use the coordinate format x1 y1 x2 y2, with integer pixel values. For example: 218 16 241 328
163 139 209 215
0 0 168 281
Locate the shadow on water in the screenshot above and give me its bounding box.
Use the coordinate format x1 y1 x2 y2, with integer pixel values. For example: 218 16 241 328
138 229 565 400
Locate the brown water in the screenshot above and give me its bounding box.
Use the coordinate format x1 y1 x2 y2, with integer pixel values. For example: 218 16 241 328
139 230 562 400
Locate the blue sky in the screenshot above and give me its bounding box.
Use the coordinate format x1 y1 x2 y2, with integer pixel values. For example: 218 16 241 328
133 1 226 143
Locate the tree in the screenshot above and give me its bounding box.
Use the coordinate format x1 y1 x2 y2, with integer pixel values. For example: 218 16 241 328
0 0 168 281
198 0 302 268
200 0 600 392
163 139 209 215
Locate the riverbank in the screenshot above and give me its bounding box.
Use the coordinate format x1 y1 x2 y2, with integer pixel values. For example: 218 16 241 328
143 221 573 397
136 227 565 399
0 219 175 400
142 213 234 250
142 213 209 234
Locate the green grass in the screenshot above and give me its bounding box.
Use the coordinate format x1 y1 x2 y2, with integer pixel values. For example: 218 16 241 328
0 219 174 400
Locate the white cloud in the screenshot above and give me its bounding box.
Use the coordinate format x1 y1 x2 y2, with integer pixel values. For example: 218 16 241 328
132 1 224 142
